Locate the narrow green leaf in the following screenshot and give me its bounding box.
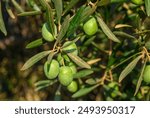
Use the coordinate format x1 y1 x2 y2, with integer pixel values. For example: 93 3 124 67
63 0 79 15
35 80 53 86
85 78 97 85
73 69 94 79
52 0 63 23
84 36 96 46
35 79 57 91
39 0 47 10
26 38 43 49
119 55 142 83
46 3 55 36
18 11 42 16
113 31 136 40
97 0 110 6
96 15 121 43
67 53 91 69
6 1 15 19
72 84 99 98
21 50 51 70
11 0 24 13
80 5 97 23
67 6 85 37
145 0 150 16
57 15 70 41
134 59 147 96
35 84 49 91
111 0 127 3
0 2 7 36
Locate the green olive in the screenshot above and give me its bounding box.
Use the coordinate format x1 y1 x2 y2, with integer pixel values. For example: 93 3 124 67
143 65 150 83
62 41 78 55
42 23 54 42
108 82 119 98
67 81 78 93
44 59 59 79
58 66 73 86
69 62 77 75
83 17 98 36
131 0 143 5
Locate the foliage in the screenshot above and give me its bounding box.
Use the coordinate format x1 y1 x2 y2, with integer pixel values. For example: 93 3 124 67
1 0 150 100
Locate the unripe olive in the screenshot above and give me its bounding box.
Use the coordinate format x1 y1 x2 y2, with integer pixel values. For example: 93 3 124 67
62 41 78 55
69 62 77 75
83 17 98 36
131 0 143 5
67 81 78 93
108 82 119 91
42 23 54 42
108 82 119 98
44 59 59 79
58 66 73 86
143 65 150 83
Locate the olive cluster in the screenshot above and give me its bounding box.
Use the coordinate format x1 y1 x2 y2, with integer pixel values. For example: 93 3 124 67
43 41 78 93
41 17 98 93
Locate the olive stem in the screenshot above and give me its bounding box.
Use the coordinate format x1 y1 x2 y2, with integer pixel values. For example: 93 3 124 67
143 47 150 62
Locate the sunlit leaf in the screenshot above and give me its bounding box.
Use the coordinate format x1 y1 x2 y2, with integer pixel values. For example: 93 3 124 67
18 11 41 16
21 50 51 70
67 53 91 69
11 0 24 13
72 84 99 98
119 55 142 83
73 69 94 79
6 1 15 19
0 2 7 36
85 78 97 85
145 0 150 16
26 38 43 49
96 15 121 43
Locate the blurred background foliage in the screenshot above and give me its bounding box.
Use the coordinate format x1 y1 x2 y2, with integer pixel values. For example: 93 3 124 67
0 0 150 100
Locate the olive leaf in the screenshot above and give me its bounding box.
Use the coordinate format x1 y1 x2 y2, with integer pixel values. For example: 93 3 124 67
85 78 97 85
145 0 150 16
134 59 147 96
0 2 7 36
119 55 142 83
63 0 79 15
18 11 42 16
80 5 97 23
52 0 63 24
97 0 110 6
57 15 70 41
6 1 15 19
21 50 51 71
26 38 44 49
11 0 24 13
46 3 55 36
35 79 57 91
66 5 85 37
113 31 136 40
67 53 91 69
96 15 121 43
72 84 99 98
73 69 94 79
